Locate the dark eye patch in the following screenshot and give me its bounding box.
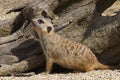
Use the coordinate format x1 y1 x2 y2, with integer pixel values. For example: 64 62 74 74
47 26 52 33
37 19 44 24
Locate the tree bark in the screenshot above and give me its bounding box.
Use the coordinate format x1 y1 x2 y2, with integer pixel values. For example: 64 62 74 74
0 55 45 76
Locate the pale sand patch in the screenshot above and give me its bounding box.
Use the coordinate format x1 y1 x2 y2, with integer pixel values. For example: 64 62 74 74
0 70 120 80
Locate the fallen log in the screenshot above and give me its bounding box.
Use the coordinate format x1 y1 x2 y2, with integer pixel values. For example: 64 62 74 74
0 55 45 76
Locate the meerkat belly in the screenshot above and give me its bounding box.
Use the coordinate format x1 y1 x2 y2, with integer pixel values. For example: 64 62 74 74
56 40 97 70
43 36 97 70
48 41 88 69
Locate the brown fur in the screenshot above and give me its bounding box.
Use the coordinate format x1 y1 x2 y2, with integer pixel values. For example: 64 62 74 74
31 18 117 74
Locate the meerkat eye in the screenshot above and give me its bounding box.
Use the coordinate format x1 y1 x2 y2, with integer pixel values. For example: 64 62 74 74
37 19 44 24
47 26 52 33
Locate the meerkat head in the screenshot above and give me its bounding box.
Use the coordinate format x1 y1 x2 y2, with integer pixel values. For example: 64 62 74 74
31 18 54 34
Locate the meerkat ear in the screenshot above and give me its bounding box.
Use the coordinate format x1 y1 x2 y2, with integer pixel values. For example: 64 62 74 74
47 26 52 33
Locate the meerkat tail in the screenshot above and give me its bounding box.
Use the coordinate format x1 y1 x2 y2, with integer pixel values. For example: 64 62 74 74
96 62 120 70
96 63 111 70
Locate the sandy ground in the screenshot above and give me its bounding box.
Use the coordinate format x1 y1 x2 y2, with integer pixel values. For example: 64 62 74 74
0 0 33 20
0 70 120 80
0 0 120 80
0 0 19 20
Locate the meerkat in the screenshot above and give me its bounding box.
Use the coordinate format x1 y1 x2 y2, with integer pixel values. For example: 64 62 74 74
31 18 118 74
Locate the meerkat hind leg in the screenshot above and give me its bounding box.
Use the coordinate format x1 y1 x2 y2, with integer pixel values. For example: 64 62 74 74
46 58 54 74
